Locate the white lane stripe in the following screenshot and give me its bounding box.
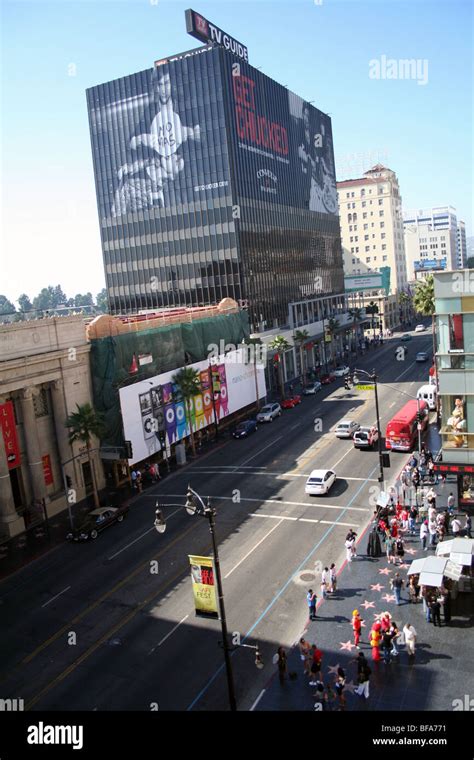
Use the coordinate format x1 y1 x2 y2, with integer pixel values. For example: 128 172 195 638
41 586 71 608
239 437 283 467
394 361 416 381
163 494 371 512
224 519 283 579
190 466 268 470
298 518 320 524
250 514 298 521
331 446 353 470
181 470 377 482
319 520 359 527
249 514 359 528
149 615 189 652
250 689 266 711
107 507 182 560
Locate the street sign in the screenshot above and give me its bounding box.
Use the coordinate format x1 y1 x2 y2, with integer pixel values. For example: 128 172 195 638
356 384 375 391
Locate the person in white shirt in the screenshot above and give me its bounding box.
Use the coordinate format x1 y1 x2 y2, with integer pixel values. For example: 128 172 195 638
403 623 417 656
428 519 438 547
447 493 455 513
321 567 329 599
420 520 429 551
451 517 462 536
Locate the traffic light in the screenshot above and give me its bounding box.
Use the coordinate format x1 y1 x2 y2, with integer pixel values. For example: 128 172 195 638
66 475 73 489
416 411 423 423
124 440 133 459
344 376 351 390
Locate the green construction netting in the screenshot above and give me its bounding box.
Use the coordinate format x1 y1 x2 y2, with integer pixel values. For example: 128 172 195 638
90 311 250 446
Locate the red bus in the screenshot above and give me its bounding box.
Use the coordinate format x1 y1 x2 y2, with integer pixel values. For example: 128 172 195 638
385 399 429 452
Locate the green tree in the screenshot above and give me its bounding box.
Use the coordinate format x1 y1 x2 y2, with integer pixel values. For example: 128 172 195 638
172 367 202 456
293 329 309 387
365 301 379 339
96 288 109 313
348 307 362 350
269 336 291 399
18 293 33 314
325 318 340 362
466 256 474 269
398 291 411 324
74 292 94 307
0 295 16 316
53 285 67 305
414 274 436 354
65 403 105 508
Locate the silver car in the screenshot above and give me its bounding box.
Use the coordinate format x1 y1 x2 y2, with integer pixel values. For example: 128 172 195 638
256 403 282 423
303 381 322 395
335 419 360 438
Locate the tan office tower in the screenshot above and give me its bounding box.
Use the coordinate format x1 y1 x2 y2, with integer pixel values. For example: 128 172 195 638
337 165 408 293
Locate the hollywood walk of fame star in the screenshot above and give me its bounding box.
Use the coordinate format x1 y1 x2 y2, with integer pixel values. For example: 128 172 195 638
373 612 384 620
379 567 392 575
398 563 410 569
361 600 375 609
339 640 355 651
327 664 341 675
382 593 396 603
370 583 384 592
404 548 417 555
345 680 357 693
360 620 366 628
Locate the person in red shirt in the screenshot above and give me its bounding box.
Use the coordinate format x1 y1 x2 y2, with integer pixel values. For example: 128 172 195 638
352 609 362 649
390 519 399 539
309 645 323 685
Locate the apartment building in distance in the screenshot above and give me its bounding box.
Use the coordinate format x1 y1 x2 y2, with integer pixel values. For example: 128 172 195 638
403 206 466 280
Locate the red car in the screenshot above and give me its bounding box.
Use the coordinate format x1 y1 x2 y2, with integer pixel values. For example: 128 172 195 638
320 373 336 385
281 397 296 409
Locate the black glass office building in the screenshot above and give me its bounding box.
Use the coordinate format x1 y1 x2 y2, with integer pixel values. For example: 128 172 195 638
87 45 343 328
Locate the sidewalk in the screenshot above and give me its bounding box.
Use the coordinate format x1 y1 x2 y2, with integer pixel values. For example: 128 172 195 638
256 445 474 712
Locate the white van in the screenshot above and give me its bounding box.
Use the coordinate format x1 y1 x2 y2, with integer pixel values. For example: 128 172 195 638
417 384 437 411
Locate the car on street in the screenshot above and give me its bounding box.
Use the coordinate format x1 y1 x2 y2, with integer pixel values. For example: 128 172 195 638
281 395 302 409
233 420 258 438
333 365 350 377
401 333 412 341
320 373 336 384
335 419 360 438
353 425 379 449
256 403 282 423
305 468 337 495
415 324 426 332
303 381 322 395
66 505 129 541
416 351 429 362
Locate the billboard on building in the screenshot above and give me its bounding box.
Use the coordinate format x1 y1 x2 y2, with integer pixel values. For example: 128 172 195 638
414 259 447 271
87 52 231 220
221 55 338 214
119 349 266 465
344 274 383 292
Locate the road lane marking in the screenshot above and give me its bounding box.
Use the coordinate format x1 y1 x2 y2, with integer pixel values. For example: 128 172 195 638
298 518 319 524
187 463 379 711
178 469 377 482
331 446 353 469
319 520 359 527
250 689 266 711
239 437 283 467
190 466 268 470
107 508 182 560
250 514 359 528
41 586 71 608
250 514 298 521
163 494 371 512
224 520 283 579
394 361 416 381
149 615 189 652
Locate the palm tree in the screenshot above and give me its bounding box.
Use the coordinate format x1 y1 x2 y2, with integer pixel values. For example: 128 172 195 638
243 336 264 411
398 291 411 326
172 366 202 456
269 335 291 399
325 318 340 363
65 403 105 508
365 301 379 340
413 274 436 355
293 329 309 387
348 307 362 351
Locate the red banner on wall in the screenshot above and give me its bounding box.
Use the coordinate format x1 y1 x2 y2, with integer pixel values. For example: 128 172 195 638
42 454 54 486
0 401 21 470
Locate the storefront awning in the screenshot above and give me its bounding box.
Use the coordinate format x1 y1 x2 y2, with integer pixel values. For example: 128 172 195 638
436 538 474 567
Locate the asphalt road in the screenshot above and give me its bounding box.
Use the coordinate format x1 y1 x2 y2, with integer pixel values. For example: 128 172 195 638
0 328 435 711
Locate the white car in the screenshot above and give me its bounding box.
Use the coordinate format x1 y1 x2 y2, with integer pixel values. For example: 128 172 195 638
335 419 360 438
415 324 426 332
333 365 350 377
353 425 379 449
303 381 322 395
256 403 282 423
305 469 337 495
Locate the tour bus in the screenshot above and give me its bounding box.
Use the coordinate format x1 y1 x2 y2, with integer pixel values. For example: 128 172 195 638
417 384 437 411
385 399 429 452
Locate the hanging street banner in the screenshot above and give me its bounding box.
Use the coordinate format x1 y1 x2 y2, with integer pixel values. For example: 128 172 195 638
189 555 219 618
0 401 21 470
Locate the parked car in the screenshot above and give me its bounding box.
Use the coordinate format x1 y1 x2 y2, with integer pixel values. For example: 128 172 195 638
416 351 429 362
66 505 129 542
415 324 426 332
333 365 350 377
353 425 379 449
335 419 360 438
256 403 282 423
303 381 322 395
320 373 336 385
305 469 337 495
401 334 412 341
233 420 258 438
281 398 296 409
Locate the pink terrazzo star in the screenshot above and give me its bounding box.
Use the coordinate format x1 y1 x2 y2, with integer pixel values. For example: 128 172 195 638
373 612 384 620
398 563 410 569
404 548 417 555
382 593 396 603
379 567 392 575
370 583 384 592
339 640 355 651
361 600 375 609
360 620 367 628
327 664 341 676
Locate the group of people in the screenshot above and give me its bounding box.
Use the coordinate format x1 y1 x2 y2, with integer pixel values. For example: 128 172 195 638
131 462 161 492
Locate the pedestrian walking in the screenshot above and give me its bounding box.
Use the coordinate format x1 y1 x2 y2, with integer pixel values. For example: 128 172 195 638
380 611 392 633
299 637 312 676
352 609 362 649
403 623 417 657
430 598 442 626
334 666 346 710
370 622 382 661
408 576 419 604
409 506 418 535
386 534 395 563
464 514 472 538
329 563 337 593
428 519 437 548
441 589 452 624
381 630 392 664
451 517 462 537
354 656 371 698
395 537 405 565
325 683 336 711
309 645 323 685
136 470 143 493
345 537 355 562
131 469 137 490
307 589 317 620
389 620 400 657
276 646 287 685
390 573 405 605
321 567 329 599
447 492 455 514
420 520 429 551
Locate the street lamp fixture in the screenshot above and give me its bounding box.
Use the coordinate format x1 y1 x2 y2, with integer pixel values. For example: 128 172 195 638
351 368 385 485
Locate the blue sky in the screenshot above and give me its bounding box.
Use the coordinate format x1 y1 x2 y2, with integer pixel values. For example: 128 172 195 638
2 0 473 303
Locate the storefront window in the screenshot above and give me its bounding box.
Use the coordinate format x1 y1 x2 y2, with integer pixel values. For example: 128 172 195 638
448 314 464 351
461 473 474 506
441 396 467 448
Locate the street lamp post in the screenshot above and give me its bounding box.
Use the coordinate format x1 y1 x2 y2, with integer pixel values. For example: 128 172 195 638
155 487 237 711
352 368 384 485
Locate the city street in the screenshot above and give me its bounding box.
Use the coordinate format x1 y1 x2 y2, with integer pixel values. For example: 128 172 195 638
0 331 435 712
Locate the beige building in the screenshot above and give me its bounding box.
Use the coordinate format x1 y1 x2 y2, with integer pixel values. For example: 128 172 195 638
404 222 457 281
0 316 105 539
337 164 408 293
